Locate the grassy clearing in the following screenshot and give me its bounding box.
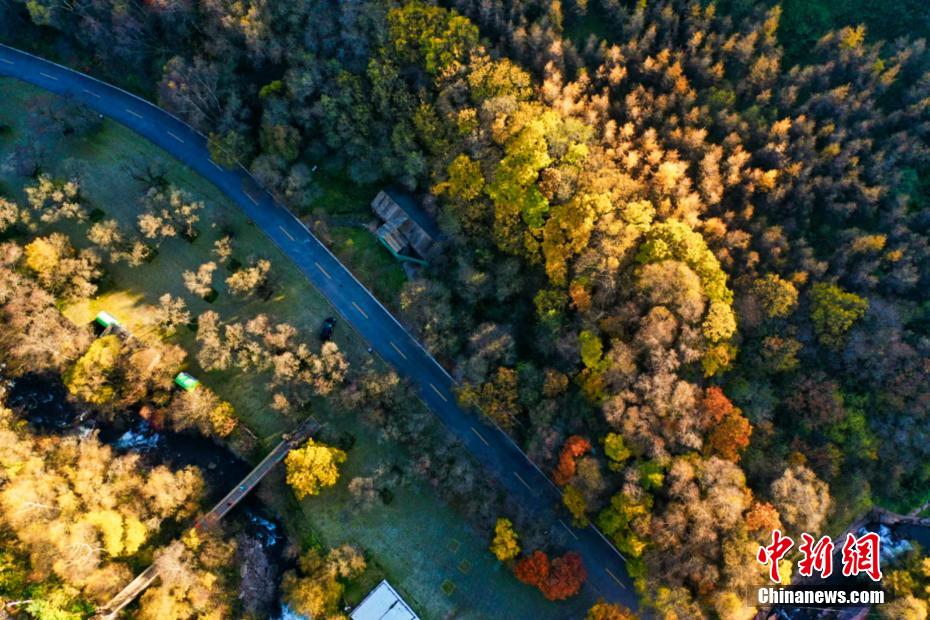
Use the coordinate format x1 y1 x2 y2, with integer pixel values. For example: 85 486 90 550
0 81 368 437
0 77 583 619
564 3 616 46
278 406 588 620
300 169 378 218
298 168 407 305
330 226 406 305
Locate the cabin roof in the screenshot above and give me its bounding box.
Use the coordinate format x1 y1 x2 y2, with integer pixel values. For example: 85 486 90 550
371 189 442 262
376 220 408 254
351 580 419 620
379 188 441 240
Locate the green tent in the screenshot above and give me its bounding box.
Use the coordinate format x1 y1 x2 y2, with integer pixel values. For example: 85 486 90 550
174 372 200 391
94 311 120 329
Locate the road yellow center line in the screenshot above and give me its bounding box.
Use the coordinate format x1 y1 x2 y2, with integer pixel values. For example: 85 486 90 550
39 71 57 80
125 108 142 119
167 130 184 143
82 88 101 98
0 59 13 65
314 262 332 279
278 225 295 241
244 191 258 205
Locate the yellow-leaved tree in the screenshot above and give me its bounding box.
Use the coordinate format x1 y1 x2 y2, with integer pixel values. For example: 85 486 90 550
64 334 122 405
285 439 347 499
489 517 520 562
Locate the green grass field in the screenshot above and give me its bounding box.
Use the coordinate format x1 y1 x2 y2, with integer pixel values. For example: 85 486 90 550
296 167 407 303
564 3 615 47
296 165 406 310
300 169 378 218
0 81 370 438
0 77 587 619
330 226 407 309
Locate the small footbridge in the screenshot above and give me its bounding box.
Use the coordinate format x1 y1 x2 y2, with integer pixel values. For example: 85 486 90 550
94 417 320 619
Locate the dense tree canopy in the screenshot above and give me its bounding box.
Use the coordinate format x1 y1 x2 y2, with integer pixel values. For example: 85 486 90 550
2 0 929 614
0 403 203 606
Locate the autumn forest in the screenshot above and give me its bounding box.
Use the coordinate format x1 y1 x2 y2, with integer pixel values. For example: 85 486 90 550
1 0 930 618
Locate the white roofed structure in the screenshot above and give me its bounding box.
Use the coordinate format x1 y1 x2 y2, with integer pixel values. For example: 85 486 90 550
350 580 419 620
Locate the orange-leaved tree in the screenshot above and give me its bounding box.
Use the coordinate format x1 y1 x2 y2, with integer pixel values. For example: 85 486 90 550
514 550 549 589
553 435 591 485
699 387 752 462
514 550 587 600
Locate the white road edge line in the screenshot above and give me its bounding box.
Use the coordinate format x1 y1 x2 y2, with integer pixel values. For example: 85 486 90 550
39 71 58 80
389 341 407 360
278 225 295 241
605 567 627 589
314 262 331 279
125 108 142 119
167 130 184 143
351 301 368 319
559 519 579 540
513 472 533 492
429 383 448 402
590 524 628 562
470 426 490 446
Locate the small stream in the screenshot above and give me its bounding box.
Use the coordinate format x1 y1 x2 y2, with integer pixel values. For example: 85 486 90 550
6 373 290 616
884 522 930 552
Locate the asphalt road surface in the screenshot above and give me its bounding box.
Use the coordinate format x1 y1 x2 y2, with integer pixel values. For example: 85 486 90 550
0 44 637 610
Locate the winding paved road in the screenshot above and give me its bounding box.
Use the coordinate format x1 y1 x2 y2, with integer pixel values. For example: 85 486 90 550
0 44 637 610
